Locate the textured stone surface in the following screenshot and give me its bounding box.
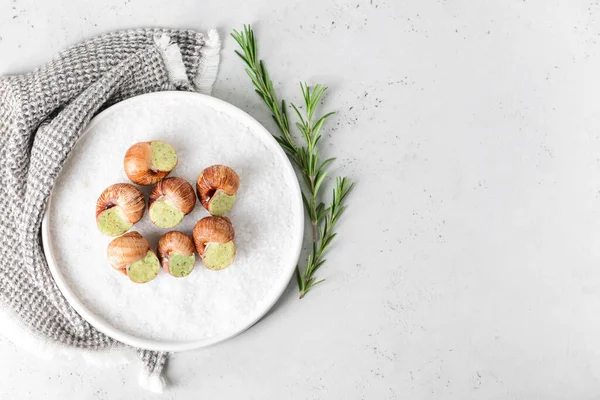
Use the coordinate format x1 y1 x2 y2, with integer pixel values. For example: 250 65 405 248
3 0 600 399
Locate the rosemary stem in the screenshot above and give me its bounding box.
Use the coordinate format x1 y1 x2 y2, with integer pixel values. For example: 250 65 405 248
232 25 353 299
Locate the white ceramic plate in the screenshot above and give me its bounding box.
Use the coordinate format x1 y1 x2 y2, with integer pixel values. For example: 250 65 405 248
41 92 303 352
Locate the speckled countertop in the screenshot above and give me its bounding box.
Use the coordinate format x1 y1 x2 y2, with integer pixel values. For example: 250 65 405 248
2 0 600 399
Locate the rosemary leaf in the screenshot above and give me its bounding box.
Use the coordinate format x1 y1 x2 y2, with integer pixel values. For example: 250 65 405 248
231 25 354 299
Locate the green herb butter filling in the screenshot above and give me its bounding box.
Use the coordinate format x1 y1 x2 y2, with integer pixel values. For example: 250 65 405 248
150 141 178 171
127 251 160 283
97 207 132 236
203 241 236 270
169 253 196 277
149 199 185 228
208 191 236 216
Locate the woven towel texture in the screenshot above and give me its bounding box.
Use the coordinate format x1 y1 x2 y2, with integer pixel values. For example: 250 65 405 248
0 28 219 381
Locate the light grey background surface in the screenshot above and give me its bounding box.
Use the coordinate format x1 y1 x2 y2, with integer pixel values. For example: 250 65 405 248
1 0 599 398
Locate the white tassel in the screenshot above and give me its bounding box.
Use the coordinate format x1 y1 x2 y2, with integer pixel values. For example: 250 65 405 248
194 29 221 94
139 369 167 394
154 34 189 87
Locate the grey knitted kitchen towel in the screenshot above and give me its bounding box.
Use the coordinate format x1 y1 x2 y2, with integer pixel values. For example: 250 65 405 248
0 28 221 392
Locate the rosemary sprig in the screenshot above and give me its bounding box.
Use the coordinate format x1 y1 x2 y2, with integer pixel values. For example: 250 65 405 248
231 25 354 298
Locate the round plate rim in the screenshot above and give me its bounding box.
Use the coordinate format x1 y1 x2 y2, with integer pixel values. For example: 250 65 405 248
41 91 304 352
